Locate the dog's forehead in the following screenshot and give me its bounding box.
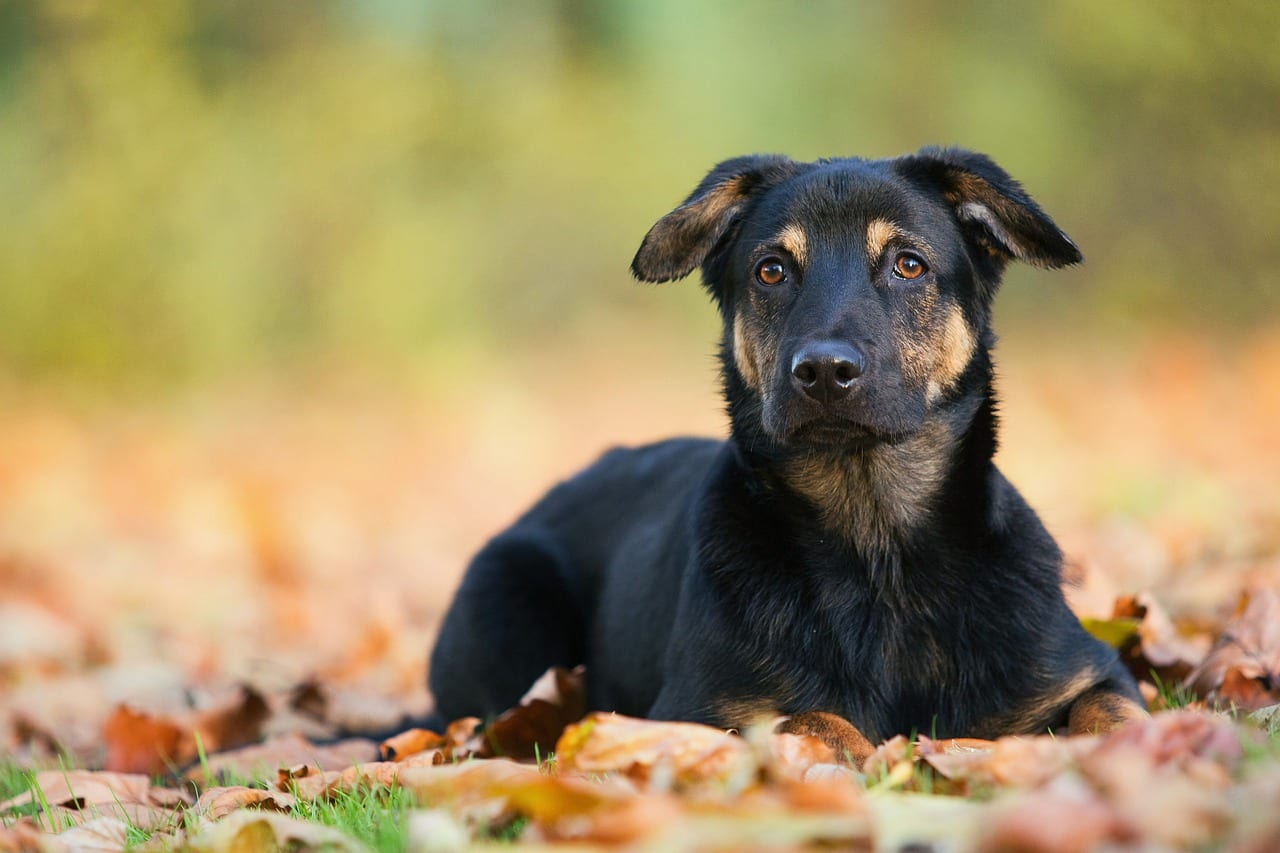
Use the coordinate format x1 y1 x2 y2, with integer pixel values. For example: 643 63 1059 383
750 159 944 244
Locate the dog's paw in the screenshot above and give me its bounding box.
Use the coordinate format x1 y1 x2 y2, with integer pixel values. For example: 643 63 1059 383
775 710 876 764
1067 687 1148 735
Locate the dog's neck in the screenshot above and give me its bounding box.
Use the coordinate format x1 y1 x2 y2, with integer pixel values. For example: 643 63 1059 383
779 413 968 554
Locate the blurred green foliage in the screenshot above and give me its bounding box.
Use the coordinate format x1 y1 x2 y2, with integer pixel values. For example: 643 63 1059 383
1 1 1277 390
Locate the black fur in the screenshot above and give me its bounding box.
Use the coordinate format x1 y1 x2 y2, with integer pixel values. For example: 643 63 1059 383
428 147 1140 745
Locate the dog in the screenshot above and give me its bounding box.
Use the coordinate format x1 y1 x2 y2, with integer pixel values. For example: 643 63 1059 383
427 147 1144 759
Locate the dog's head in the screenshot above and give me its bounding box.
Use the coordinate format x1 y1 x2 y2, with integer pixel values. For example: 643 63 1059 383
632 148 1081 450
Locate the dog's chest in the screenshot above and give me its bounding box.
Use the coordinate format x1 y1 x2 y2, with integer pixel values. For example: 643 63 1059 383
776 554 1010 739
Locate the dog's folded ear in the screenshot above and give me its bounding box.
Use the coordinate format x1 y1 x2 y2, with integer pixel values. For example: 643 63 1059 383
895 147 1083 269
632 155 798 283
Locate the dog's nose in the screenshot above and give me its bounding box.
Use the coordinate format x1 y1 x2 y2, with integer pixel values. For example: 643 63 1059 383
791 341 866 404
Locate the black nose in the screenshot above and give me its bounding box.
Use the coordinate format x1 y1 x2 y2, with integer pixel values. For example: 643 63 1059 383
791 341 866 404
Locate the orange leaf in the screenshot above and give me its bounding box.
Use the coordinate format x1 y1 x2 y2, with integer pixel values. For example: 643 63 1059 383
102 707 187 775
555 713 753 788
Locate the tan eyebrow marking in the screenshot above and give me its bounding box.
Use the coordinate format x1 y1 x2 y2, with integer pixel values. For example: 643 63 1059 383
865 218 905 260
776 223 808 268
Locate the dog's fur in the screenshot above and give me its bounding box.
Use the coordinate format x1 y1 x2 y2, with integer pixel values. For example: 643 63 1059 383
428 148 1143 757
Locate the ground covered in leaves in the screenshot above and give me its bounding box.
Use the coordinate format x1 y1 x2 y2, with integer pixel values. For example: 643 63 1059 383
2 332 1280 851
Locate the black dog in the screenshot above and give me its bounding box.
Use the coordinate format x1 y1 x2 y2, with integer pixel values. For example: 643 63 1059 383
428 147 1143 757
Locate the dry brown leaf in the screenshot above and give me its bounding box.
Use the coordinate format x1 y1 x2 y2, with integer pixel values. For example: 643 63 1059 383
336 761 403 791
101 708 186 776
1084 709 1245 799
926 735 1083 792
194 787 296 821
186 810 367 853
555 713 754 789
191 686 271 755
184 732 377 784
767 732 837 780
1082 744 1231 848
977 776 1135 853
860 733 912 777
1187 588 1280 710
775 774 866 814
0 771 153 814
396 759 545 827
1113 592 1209 687
443 716 481 746
274 766 342 801
55 817 131 852
0 819 52 853
102 685 270 775
379 728 444 761
286 680 327 720
467 666 585 760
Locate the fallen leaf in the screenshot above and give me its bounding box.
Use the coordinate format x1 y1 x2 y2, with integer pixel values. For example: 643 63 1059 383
1080 616 1141 648
187 810 368 853
1249 702 1280 736
0 771 151 814
191 685 271 755
404 810 471 851
0 820 54 853
1097 709 1243 768
1113 592 1209 687
101 708 185 776
396 759 545 827
184 732 377 784
1082 744 1231 848
55 817 131 852
194 787 296 821
977 776 1135 853
860 734 912 778
379 728 444 761
767 732 837 780
555 713 754 790
274 766 342 801
1187 588 1280 710
102 685 270 775
467 666 585 760
286 680 327 720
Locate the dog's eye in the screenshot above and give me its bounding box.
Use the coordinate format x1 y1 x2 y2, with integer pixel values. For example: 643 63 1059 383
755 257 787 286
892 252 927 281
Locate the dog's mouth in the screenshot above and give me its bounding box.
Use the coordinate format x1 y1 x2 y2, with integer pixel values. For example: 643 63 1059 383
781 415 899 449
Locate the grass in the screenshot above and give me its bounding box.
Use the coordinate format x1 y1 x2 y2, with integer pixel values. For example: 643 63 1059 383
5 712 1280 850
287 783 415 852
1150 671 1198 710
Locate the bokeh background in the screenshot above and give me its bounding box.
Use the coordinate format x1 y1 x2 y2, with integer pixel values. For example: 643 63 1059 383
2 1 1278 745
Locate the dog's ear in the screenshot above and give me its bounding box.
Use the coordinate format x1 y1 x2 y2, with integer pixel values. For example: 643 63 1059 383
632 155 798 283
895 147 1082 269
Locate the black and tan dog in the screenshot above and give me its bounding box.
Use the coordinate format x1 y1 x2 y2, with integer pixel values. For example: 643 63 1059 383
428 147 1143 759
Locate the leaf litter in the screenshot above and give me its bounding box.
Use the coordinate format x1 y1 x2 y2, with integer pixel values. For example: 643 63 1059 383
3 343 1280 850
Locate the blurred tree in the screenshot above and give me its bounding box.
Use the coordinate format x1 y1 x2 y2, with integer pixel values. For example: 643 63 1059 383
0 0 1275 391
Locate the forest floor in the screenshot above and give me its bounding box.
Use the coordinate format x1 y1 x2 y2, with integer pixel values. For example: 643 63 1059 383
2 328 1279 851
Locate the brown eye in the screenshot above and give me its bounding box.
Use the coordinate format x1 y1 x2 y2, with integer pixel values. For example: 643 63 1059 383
755 257 786 286
892 252 927 280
